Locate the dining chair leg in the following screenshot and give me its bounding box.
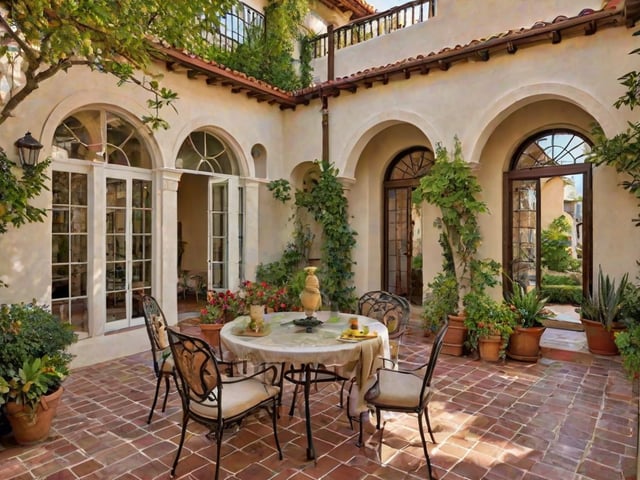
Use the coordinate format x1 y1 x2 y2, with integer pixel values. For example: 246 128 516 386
147 375 163 424
161 374 171 412
424 406 436 444
214 421 225 480
270 400 284 460
417 411 434 479
171 414 189 477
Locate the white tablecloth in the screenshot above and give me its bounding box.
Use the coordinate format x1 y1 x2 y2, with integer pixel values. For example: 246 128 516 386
221 311 390 414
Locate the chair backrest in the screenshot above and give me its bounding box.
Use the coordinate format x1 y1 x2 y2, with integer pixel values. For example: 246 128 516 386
141 295 172 374
357 290 410 340
167 328 222 406
421 319 448 396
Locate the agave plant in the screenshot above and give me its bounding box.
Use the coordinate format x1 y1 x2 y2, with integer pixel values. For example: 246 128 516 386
507 284 552 328
580 267 629 329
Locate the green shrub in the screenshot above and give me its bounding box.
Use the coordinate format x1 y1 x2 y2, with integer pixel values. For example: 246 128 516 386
539 284 583 305
542 273 581 286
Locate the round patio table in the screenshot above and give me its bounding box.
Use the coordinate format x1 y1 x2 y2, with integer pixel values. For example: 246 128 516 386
221 311 390 461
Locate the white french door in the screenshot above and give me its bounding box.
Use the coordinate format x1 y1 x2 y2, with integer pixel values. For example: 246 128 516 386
208 176 240 290
105 173 153 330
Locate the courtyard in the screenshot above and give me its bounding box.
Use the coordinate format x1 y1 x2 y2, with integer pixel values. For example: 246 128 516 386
0 316 636 480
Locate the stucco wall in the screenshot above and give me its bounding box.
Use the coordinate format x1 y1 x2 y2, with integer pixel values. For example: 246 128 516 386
1 0 638 368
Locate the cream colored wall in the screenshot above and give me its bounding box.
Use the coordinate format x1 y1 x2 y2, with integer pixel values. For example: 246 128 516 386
1 0 639 368
311 0 605 82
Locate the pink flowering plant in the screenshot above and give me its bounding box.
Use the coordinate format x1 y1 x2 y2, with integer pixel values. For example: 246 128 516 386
200 290 241 324
240 280 297 312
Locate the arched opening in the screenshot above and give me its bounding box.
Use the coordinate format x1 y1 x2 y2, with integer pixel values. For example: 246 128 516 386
383 147 433 304
51 109 153 335
505 129 592 320
176 130 244 307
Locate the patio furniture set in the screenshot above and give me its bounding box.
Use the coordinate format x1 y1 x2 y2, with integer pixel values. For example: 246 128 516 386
141 291 447 480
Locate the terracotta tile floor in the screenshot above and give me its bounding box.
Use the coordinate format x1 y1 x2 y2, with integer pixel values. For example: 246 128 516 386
0 318 637 480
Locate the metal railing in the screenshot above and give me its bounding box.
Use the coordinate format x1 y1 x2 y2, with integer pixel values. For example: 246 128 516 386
201 2 265 53
309 0 436 58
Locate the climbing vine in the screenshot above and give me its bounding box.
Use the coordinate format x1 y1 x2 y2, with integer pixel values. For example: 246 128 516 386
212 0 312 91
261 159 358 312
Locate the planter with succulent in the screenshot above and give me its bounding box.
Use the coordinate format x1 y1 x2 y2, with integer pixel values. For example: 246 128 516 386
506 284 554 362
0 302 77 445
579 267 629 355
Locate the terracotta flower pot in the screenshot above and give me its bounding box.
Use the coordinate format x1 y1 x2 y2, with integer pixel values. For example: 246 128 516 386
6 386 64 445
199 323 223 348
442 313 467 356
478 335 502 362
507 326 546 362
580 318 624 356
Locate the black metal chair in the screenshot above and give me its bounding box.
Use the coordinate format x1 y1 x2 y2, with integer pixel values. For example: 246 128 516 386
167 328 283 479
357 290 411 363
141 295 178 424
356 320 448 480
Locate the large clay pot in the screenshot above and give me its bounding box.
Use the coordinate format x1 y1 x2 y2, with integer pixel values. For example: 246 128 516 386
6 386 64 445
507 326 546 362
580 318 624 356
199 323 224 349
442 313 467 356
478 335 503 362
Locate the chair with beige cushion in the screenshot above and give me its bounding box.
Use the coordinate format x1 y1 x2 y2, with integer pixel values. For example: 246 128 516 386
167 328 283 480
141 295 177 424
357 320 448 479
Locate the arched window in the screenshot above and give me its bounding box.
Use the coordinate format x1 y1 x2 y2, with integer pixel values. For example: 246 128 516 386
53 110 151 168
176 131 237 174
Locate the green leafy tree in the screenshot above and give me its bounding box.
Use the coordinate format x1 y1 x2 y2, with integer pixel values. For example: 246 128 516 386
540 216 581 272
0 0 235 129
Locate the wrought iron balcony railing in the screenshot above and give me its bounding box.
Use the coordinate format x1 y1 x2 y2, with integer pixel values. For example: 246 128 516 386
309 0 436 59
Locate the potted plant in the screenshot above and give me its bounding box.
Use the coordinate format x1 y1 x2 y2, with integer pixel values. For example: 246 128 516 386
506 284 554 362
579 267 629 355
198 289 241 347
463 291 516 362
614 279 640 379
0 302 77 445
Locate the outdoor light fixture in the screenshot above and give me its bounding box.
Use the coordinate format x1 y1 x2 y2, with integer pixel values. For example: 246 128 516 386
15 131 43 168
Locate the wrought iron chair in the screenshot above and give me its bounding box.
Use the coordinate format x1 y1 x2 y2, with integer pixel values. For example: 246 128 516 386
355 320 448 479
357 290 411 363
167 328 283 479
141 295 178 424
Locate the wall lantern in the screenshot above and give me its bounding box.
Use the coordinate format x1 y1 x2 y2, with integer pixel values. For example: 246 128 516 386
15 132 43 168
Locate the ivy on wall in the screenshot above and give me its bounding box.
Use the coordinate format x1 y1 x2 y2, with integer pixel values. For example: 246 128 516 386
212 0 312 91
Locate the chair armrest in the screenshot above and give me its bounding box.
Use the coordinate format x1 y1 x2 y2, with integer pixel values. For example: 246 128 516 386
222 363 279 386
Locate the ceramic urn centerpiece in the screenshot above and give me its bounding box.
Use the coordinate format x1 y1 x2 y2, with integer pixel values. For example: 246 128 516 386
300 266 322 319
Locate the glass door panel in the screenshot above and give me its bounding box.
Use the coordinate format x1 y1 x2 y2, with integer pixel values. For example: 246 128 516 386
51 171 89 333
209 181 228 289
106 176 151 329
511 180 538 290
